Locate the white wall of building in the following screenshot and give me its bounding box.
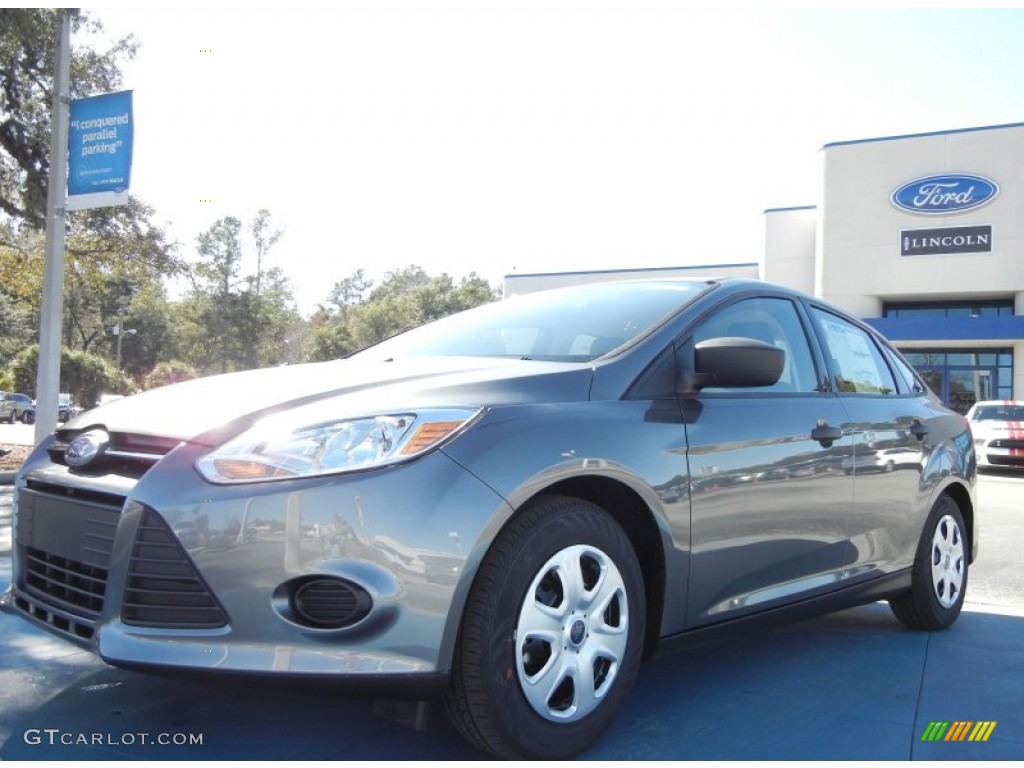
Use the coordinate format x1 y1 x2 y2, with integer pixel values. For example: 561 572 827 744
818 125 1024 316
763 206 817 295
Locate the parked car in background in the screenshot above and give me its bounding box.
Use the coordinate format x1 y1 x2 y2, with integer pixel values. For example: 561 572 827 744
2 278 978 759
0 392 35 424
966 399 1024 470
58 393 82 423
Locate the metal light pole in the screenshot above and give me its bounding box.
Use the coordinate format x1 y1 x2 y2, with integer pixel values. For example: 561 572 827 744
34 11 71 443
113 322 137 368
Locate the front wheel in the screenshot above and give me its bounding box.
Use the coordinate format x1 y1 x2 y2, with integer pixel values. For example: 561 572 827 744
889 495 968 630
445 496 646 759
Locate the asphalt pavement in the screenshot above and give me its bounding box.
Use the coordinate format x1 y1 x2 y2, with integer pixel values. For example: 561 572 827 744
1 472 1022 760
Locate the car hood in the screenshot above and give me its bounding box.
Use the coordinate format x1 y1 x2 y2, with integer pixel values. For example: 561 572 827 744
64 356 594 443
971 420 1024 437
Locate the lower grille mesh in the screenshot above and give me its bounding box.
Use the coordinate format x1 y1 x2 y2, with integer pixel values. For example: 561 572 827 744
988 454 1024 466
16 487 121 641
24 548 107 617
122 510 228 629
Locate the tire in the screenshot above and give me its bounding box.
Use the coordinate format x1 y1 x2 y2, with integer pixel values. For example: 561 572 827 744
445 495 646 760
22 410 34 425
889 495 968 630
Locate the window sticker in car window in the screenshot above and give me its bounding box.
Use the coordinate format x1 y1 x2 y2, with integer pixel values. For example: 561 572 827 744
818 314 893 394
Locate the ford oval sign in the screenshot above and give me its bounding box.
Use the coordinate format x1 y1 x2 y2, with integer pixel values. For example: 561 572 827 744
891 174 999 215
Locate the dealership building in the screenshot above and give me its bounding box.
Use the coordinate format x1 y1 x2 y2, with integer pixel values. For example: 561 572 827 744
505 121 1024 413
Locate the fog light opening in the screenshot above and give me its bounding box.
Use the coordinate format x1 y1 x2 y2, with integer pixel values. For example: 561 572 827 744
274 577 373 630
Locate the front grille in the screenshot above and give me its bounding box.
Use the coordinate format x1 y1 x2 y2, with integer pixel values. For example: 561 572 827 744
24 547 107 617
122 510 228 629
48 430 181 479
990 439 1024 450
14 486 122 641
988 454 1024 467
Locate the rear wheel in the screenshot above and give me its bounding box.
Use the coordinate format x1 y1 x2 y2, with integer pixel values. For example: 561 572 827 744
889 495 968 630
445 495 646 759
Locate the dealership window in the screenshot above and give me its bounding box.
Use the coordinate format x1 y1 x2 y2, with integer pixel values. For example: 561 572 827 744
900 348 1013 414
883 300 1014 319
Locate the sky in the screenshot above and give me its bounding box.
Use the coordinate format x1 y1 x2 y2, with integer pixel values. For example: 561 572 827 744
85 3 1024 315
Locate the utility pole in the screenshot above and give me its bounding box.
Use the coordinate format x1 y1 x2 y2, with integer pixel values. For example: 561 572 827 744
34 11 71 443
113 306 136 368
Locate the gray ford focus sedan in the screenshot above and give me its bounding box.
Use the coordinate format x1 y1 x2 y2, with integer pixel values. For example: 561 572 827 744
3 278 976 759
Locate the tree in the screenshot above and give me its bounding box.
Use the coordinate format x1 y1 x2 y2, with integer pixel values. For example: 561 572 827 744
306 265 499 361
143 360 199 391
1 8 137 227
251 209 282 296
0 289 34 363
191 216 244 372
325 268 372 310
112 281 184 382
181 213 301 375
11 344 135 406
0 198 184 358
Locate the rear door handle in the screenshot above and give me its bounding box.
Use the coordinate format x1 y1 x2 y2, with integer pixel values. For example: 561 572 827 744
812 420 843 447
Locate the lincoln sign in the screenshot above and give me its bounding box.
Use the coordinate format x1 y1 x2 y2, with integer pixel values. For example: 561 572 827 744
901 225 992 257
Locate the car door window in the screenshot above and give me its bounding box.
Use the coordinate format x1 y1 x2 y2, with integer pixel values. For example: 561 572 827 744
811 308 898 395
883 348 926 395
690 297 819 394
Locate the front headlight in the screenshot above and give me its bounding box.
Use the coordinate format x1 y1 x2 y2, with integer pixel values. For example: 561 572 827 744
196 407 483 484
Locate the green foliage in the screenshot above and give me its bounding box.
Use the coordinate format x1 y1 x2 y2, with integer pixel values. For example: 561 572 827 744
11 344 135 405
0 289 34 363
143 360 199 391
180 213 302 375
0 199 182 364
307 265 500 361
110 282 184 381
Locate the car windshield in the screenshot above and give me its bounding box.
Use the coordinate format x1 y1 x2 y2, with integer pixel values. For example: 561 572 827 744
351 281 710 362
972 404 1024 421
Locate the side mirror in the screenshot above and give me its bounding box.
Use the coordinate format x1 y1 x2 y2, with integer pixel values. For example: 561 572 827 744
679 336 785 395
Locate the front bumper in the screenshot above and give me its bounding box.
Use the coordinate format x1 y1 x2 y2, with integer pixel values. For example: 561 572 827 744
976 437 1024 468
3 438 509 690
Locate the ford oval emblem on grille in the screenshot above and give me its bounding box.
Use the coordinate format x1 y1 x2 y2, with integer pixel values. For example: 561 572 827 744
65 429 110 468
891 173 999 215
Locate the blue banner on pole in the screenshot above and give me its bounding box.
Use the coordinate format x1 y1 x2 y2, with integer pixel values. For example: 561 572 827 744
67 90 133 209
